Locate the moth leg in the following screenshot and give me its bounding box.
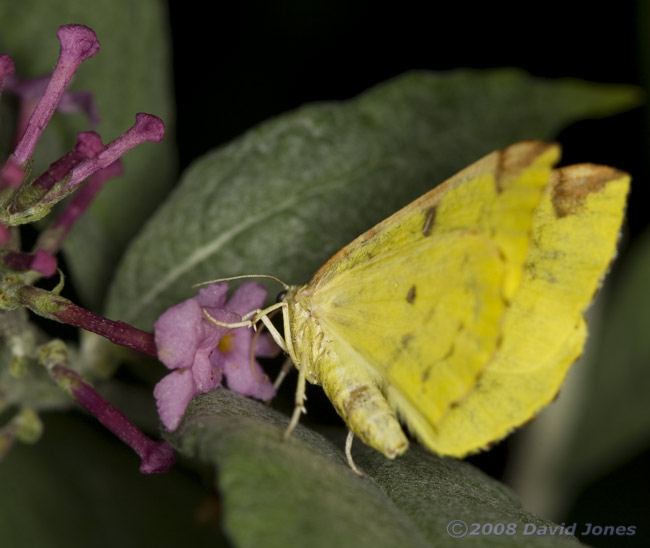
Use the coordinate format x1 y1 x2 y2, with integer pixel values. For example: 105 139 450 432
257 313 288 354
273 356 294 391
345 430 364 477
282 363 307 440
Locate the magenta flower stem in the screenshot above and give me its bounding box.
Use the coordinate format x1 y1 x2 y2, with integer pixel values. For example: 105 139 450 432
61 113 164 193
1 251 31 270
4 73 101 156
30 131 103 193
35 160 123 255
18 285 157 357
2 250 57 276
49 364 175 474
12 25 99 166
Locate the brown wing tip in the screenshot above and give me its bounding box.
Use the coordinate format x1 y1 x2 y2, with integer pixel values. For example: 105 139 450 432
497 141 561 176
550 164 630 218
501 140 558 156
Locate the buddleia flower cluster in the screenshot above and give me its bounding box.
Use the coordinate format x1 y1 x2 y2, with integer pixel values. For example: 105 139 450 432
0 24 277 473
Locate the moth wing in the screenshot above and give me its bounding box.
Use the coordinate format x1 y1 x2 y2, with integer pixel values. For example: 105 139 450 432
426 165 630 456
307 141 560 430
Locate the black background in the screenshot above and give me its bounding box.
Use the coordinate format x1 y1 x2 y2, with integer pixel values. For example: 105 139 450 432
170 1 648 238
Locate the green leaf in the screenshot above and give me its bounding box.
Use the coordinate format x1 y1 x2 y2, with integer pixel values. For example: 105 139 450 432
168 389 582 548
0 412 225 548
0 0 175 308
105 69 640 329
561 228 650 481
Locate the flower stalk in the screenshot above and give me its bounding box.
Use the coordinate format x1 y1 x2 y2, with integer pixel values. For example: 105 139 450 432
35 160 124 256
1 113 163 226
17 285 157 357
12 25 99 167
2 250 57 276
48 113 164 203
0 23 176 473
43 354 174 474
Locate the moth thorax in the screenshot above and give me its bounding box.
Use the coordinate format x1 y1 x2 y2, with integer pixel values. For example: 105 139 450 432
286 288 328 384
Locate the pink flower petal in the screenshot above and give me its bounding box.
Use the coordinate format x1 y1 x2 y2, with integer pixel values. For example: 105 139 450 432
201 306 240 329
153 369 197 431
192 347 223 393
197 282 229 308
154 299 203 370
254 333 281 358
154 282 279 431
226 282 268 315
225 326 255 360
223 356 276 401
30 250 57 276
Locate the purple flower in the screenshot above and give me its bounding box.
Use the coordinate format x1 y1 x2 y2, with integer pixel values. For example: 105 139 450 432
49 364 175 474
0 24 164 228
0 24 172 472
154 282 279 431
11 25 99 168
2 250 57 276
0 24 165 354
4 73 101 146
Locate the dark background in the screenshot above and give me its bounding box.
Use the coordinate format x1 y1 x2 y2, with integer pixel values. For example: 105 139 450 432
169 3 649 546
170 1 648 238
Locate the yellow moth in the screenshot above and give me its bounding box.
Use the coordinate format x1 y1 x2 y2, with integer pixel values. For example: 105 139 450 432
213 141 630 464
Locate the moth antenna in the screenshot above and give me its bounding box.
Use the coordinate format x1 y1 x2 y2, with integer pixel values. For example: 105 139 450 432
193 274 289 290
